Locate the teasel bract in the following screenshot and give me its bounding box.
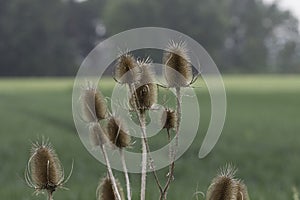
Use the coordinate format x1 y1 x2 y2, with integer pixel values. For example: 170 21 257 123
25 140 72 200
129 58 157 113
163 40 193 88
81 84 107 122
206 165 239 200
97 177 125 200
114 53 140 85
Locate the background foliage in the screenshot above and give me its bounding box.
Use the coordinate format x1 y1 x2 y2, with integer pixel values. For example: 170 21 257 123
0 0 299 76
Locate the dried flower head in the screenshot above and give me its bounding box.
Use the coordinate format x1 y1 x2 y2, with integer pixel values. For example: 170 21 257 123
163 40 193 88
129 58 157 112
206 165 238 200
106 117 131 148
81 84 107 122
89 122 109 147
97 177 125 200
161 108 177 131
236 180 250 200
114 53 140 84
25 140 72 198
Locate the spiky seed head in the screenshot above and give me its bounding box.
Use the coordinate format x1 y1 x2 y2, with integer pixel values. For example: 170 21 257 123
106 117 131 148
114 53 140 84
161 108 177 130
89 122 109 147
163 40 193 88
129 58 157 112
81 85 107 122
236 181 250 200
206 165 238 200
27 141 63 195
97 177 125 200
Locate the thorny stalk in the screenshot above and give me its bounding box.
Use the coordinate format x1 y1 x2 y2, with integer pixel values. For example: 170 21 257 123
100 144 122 200
129 84 163 200
120 149 131 200
161 87 181 200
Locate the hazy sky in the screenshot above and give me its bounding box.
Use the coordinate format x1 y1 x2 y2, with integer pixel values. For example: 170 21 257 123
263 0 300 22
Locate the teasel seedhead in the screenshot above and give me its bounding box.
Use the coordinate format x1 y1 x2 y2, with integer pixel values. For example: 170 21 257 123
206 164 238 200
114 53 140 84
25 140 72 197
161 108 177 131
129 58 157 112
236 180 250 200
163 40 193 88
89 122 109 148
106 116 131 149
97 176 125 200
81 84 107 122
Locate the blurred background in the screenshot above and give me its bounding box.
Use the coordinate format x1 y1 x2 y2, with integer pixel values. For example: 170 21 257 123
0 0 300 76
0 0 300 199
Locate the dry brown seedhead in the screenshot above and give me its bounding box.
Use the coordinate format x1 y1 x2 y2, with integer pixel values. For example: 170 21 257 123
106 116 131 148
163 40 193 88
206 165 238 200
81 84 107 122
236 180 250 200
161 108 177 131
97 176 125 200
129 58 157 112
89 122 109 147
25 140 72 198
114 53 140 84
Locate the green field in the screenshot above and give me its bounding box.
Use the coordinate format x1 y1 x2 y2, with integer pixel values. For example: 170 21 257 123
0 75 299 200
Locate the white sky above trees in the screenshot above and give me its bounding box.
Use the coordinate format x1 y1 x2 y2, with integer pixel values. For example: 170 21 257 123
263 0 300 26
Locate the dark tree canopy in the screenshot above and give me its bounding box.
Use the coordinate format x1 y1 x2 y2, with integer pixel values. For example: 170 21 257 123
0 0 299 76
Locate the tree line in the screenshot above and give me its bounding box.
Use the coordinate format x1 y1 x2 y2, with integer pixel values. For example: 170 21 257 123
0 0 299 76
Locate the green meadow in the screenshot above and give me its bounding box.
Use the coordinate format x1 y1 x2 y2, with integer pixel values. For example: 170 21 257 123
0 75 299 199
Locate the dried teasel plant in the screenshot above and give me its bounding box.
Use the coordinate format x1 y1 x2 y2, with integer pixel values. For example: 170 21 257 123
106 116 132 200
206 165 250 200
89 122 109 148
113 53 140 85
97 176 125 200
81 83 107 122
106 116 131 149
161 108 177 135
163 40 194 88
206 165 239 200
129 57 157 113
25 140 73 200
88 121 123 200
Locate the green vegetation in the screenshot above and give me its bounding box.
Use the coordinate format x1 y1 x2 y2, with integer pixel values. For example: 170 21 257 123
1 0 300 76
0 76 299 199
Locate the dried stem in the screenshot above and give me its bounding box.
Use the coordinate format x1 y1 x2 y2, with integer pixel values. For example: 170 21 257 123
129 84 163 199
47 191 53 200
101 144 122 200
161 87 181 200
140 111 147 200
120 149 131 200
